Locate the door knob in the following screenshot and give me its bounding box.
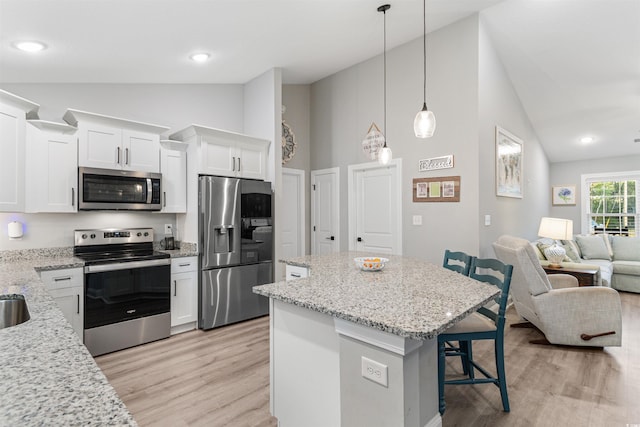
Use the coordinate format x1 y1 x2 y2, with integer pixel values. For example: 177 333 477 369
325 236 335 241
357 237 363 242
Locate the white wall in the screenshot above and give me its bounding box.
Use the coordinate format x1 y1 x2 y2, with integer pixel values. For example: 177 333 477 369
477 18 551 254
0 83 245 250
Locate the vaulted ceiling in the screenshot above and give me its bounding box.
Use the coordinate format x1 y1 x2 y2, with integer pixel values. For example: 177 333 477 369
1 0 638 163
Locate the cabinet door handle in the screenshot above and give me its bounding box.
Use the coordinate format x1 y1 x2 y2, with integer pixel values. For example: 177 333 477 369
117 147 121 164
77 294 80 314
54 276 72 282
237 157 241 172
163 191 167 207
290 273 301 278
125 148 129 165
174 280 177 296
178 263 190 267
71 188 75 207
232 157 236 171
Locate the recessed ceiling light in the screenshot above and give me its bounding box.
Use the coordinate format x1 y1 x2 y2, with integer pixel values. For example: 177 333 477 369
13 41 47 52
190 53 210 63
580 136 594 144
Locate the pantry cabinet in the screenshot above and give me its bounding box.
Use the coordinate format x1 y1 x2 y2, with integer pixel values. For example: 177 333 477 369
160 140 187 213
25 120 78 213
170 256 198 334
0 90 39 212
63 109 169 173
40 267 84 340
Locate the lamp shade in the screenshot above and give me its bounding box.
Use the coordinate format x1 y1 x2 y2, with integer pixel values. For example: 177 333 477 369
538 217 573 241
414 105 436 138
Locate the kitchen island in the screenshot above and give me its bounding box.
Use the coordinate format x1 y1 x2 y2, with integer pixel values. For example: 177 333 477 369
253 252 500 427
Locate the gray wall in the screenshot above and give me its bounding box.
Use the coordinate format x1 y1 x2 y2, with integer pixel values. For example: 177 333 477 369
477 18 551 254
309 14 550 262
550 155 640 233
283 84 311 254
0 83 245 250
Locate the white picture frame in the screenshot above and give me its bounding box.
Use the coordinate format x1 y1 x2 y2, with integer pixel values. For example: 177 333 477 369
496 126 523 198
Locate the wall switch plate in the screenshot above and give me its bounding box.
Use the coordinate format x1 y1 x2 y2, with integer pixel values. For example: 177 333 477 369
361 356 388 387
484 215 491 226
164 224 173 235
412 215 422 226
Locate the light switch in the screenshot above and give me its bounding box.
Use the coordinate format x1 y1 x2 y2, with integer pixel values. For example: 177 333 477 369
484 215 491 226
413 215 422 226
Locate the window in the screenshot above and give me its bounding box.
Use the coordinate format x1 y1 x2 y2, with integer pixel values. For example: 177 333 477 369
582 171 639 237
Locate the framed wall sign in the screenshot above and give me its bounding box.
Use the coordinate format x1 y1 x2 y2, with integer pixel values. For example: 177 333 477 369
418 155 454 172
552 185 576 205
496 126 523 198
413 176 460 202
362 122 385 160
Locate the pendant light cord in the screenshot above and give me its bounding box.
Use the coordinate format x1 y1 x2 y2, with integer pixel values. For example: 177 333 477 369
422 0 426 107
382 6 388 148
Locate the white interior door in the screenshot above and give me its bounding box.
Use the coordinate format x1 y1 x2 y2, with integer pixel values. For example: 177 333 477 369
311 167 340 255
349 160 402 255
281 168 305 259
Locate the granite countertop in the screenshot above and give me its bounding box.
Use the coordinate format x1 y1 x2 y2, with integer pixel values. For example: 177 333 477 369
0 249 137 426
157 242 198 258
255 251 500 340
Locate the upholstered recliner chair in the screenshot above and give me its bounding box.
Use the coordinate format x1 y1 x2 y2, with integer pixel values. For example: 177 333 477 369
493 235 622 347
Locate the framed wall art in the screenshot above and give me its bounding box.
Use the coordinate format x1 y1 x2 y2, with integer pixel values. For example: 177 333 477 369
552 185 576 205
413 176 460 202
496 126 523 198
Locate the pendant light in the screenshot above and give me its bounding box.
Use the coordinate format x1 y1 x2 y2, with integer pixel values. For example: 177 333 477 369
413 0 436 138
378 4 392 165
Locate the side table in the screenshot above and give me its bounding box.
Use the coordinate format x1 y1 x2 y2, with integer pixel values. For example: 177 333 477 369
543 265 599 287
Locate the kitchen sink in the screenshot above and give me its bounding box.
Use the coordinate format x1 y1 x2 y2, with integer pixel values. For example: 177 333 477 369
0 294 30 329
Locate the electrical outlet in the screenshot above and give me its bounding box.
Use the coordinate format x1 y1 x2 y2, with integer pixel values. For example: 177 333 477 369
164 224 173 235
361 356 388 387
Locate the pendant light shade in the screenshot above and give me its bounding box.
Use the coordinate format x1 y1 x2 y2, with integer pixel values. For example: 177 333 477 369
378 4 392 165
414 103 436 137
414 0 436 138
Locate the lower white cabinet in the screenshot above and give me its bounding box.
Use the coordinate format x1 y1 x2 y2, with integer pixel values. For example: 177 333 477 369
285 265 309 281
170 256 198 334
40 268 84 340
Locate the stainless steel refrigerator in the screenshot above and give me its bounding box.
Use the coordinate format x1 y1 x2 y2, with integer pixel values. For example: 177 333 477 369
199 176 273 330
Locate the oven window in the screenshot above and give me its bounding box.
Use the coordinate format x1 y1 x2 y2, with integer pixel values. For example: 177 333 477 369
83 174 147 203
84 264 170 329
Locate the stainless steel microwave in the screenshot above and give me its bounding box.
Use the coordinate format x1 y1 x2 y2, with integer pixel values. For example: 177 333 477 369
78 167 162 211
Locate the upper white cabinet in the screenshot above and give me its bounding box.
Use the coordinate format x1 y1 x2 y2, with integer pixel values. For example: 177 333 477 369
170 125 269 180
25 120 78 213
0 90 40 212
63 109 169 173
160 140 187 213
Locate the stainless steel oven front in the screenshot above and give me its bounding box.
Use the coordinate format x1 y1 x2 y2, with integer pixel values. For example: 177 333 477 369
83 258 171 356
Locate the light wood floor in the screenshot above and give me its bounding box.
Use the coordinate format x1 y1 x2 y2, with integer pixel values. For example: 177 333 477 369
97 292 640 427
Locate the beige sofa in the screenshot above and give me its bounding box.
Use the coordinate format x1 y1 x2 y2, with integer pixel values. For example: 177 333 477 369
532 234 640 293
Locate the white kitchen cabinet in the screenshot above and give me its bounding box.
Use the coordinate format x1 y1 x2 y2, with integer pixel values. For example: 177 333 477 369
64 109 169 173
40 268 84 340
170 125 269 180
160 140 187 213
170 256 198 334
285 264 309 281
25 120 78 213
0 90 39 212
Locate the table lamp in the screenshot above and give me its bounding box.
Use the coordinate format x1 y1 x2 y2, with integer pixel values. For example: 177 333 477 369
538 217 573 267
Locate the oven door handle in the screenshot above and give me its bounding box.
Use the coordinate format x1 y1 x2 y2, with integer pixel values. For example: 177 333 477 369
84 258 171 273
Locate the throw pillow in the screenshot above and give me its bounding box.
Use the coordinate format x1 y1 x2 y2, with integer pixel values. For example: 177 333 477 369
611 236 640 262
601 234 614 258
561 239 582 259
574 235 611 260
536 242 571 262
560 242 582 263
531 242 546 260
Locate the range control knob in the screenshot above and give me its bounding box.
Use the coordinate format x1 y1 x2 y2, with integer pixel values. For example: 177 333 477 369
137 232 142 237
90 234 96 239
143 232 149 237
81 234 88 240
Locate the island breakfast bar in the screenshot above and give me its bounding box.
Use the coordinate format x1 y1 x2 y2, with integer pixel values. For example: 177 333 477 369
253 252 501 427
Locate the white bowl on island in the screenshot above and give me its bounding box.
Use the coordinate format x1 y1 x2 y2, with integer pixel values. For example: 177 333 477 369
354 257 389 272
